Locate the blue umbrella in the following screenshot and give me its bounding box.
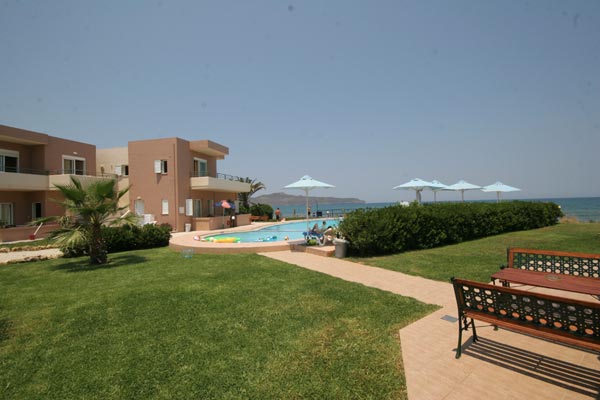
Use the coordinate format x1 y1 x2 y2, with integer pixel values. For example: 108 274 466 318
481 181 520 203
393 178 440 203
446 180 482 202
284 175 335 232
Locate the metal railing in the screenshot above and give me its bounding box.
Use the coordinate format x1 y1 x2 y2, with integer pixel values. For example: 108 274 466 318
189 172 247 182
0 168 117 178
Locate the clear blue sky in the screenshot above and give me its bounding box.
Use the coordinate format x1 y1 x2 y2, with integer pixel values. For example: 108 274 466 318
1 1 599 202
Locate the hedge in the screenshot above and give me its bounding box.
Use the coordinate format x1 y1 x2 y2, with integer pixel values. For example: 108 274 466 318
338 201 563 257
61 224 172 258
250 203 274 219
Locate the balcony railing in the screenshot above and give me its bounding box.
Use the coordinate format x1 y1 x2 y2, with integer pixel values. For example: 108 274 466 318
0 168 116 178
189 172 246 181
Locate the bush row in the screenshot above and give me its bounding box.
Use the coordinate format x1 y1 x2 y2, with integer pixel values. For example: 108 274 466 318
61 224 172 258
338 201 563 257
250 203 274 219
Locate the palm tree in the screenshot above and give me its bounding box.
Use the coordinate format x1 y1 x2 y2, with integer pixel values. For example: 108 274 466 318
44 176 135 265
237 177 266 209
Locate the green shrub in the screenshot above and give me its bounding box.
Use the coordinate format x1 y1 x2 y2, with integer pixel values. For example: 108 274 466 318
250 203 274 219
61 224 172 257
338 201 562 256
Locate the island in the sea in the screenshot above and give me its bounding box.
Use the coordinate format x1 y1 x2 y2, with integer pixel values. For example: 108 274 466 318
253 192 366 206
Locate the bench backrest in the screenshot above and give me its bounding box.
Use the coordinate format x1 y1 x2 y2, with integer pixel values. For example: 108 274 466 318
507 248 600 279
452 278 600 343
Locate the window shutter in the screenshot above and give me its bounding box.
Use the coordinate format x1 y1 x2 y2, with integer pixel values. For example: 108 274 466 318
185 199 193 216
114 165 122 176
161 199 169 215
154 160 162 173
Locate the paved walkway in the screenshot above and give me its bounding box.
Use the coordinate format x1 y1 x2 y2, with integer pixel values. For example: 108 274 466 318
0 248 62 264
262 251 600 400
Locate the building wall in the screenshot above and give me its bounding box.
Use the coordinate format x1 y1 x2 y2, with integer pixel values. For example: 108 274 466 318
44 136 96 174
128 138 179 229
127 138 239 232
0 125 98 228
0 141 35 171
97 147 129 175
0 191 52 225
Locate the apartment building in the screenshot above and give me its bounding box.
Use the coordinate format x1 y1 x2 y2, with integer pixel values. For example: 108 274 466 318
98 137 251 232
0 124 100 241
0 125 251 241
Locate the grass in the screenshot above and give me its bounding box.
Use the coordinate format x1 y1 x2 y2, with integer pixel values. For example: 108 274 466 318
352 222 600 282
0 238 56 249
0 248 437 399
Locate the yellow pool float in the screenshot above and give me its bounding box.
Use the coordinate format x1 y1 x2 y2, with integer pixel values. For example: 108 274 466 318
209 237 241 243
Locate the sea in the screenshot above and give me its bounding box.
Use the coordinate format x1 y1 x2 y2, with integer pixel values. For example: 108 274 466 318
273 197 600 222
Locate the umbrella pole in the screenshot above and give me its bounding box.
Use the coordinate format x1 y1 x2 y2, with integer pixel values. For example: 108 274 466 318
461 190 465 202
305 189 309 233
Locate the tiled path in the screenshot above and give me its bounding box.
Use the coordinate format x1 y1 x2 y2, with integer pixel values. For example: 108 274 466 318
262 251 600 400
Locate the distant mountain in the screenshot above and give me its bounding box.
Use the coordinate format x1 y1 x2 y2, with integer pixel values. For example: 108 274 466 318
253 192 365 206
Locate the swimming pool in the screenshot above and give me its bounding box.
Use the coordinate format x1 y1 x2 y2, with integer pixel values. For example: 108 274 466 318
205 219 340 243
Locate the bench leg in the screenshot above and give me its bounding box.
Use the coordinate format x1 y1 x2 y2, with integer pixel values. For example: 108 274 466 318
456 316 464 359
456 316 477 359
471 318 478 342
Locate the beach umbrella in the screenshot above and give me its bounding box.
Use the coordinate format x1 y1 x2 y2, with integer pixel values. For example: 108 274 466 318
393 178 437 203
446 180 482 202
284 175 335 232
481 181 521 203
429 180 449 203
216 199 232 228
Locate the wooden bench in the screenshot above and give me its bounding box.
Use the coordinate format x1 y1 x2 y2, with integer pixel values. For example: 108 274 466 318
451 277 600 358
505 248 600 279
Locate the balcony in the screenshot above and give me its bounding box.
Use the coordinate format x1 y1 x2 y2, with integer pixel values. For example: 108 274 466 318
0 168 117 192
190 173 251 193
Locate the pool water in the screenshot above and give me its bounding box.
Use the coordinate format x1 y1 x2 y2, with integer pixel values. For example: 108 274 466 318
206 219 340 243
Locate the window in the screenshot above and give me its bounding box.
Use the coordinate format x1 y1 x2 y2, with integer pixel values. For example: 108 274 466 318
207 199 214 217
63 156 85 175
154 160 168 174
185 199 193 216
0 203 13 225
194 200 202 217
134 199 145 216
115 165 129 176
0 149 19 173
161 199 169 215
32 202 42 220
193 158 207 177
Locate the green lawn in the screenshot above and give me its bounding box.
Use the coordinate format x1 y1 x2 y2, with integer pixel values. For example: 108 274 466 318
0 248 436 399
353 222 600 282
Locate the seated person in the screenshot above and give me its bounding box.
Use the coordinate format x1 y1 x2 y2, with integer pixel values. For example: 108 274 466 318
310 223 321 234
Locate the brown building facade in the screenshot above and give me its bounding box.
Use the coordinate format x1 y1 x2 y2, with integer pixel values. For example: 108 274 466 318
0 125 251 241
0 124 98 232
98 137 250 232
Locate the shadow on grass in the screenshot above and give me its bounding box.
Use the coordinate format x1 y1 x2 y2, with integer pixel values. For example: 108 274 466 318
50 254 148 273
0 318 12 342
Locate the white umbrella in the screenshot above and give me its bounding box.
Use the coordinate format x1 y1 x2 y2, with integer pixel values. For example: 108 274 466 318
393 178 437 203
481 181 521 203
284 175 335 232
446 180 482 202
429 180 449 203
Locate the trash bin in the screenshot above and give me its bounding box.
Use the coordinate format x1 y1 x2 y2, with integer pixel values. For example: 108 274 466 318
184 223 192 232
333 238 348 258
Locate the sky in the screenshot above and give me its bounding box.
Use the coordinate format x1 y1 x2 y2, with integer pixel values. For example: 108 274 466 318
1 1 599 203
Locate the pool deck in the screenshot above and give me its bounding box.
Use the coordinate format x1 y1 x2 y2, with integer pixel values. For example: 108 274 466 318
169 221 335 255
